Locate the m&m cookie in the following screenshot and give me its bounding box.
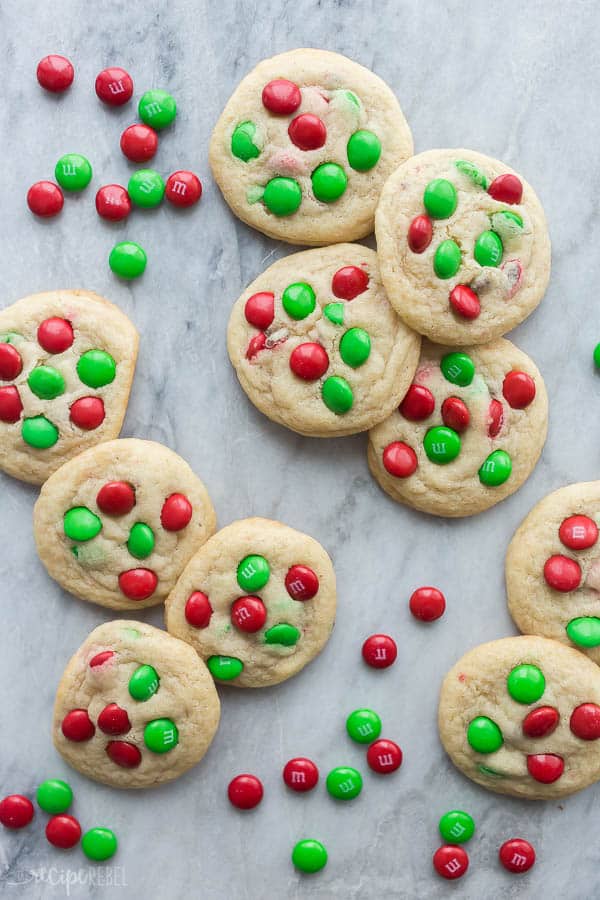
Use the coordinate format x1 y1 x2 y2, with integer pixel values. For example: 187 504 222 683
375 149 551 345
507 482 600 661
33 439 216 610
209 49 413 245
0 291 138 484
439 636 600 799
227 245 420 437
367 338 547 517
165 518 336 687
53 620 220 788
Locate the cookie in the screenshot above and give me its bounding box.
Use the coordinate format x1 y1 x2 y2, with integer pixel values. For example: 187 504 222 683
53 620 220 789
227 245 420 437
507 482 600 662
209 49 413 245
375 149 551 345
0 290 138 484
34 439 216 610
165 517 336 688
438 636 600 799
367 337 547 517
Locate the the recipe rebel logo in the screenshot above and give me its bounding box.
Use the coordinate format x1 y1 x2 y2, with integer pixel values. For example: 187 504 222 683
2 865 127 895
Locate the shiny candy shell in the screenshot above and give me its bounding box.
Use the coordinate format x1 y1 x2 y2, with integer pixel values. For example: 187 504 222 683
569 703 600 740
0 387 23 423
543 555 581 592
118 568 158 600
399 384 435 421
185 591 213 628
285 565 319 600
45 814 81 849
433 845 469 880
503 371 536 408
362 633 397 669
61 709 95 742
96 481 136 515
283 757 319 792
95 67 133 106
331 266 369 299
449 284 480 319
499 838 535 873
161 493 193 531
165 171 203 207
36 779 73 814
27 181 64 217
526 753 564 783
138 90 177 129
120 124 158 163
96 184 131 221
289 343 329 380
106 741 142 768
488 174 523 205
109 241 147 279
231 596 267 632
441 397 469 433
245 292 274 329
407 215 433 253
559 515 599 550
37 317 74 353
228 774 263 809
0 795 34 829
409 586 445 621
522 706 559 738
382 442 417 478
366 739 402 773
70 397 105 430
262 79 301 115
0 343 23 380
37 55 74 92
81 827 118 861
288 114 326 150
97 703 131 735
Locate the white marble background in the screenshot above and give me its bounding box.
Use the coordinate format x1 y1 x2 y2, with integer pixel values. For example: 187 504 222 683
1 0 599 897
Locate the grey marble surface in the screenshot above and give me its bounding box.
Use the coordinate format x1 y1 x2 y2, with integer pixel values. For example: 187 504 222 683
0 0 599 897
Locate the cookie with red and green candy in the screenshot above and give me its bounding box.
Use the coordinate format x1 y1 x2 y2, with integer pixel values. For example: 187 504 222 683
367 337 547 517
376 149 551 345
0 290 138 484
54 620 220 788
507 482 600 661
210 48 413 245
165 518 336 688
439 636 600 799
33 439 216 610
227 244 421 437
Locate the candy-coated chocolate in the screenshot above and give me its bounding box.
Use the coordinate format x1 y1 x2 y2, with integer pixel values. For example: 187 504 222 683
423 425 461 464
474 230 503 267
37 55 74 92
118 568 158 601
263 177 302 216
96 481 135 515
491 211 523 241
231 121 260 161
321 376 353 414
120 124 158 163
264 623 300 645
246 332 267 359
566 617 600 648
526 753 564 783
423 179 457 219
95 184 131 221
22 415 59 449
331 265 369 300
366 738 402 773
228 774 263 809
488 398 504 437
324 303 344 325
109 241 147 279
231 596 267 633
161 493 193 531
438 810 474 843
70 397 105 430
449 284 480 319
594 342 600 370
64 506 102 542
434 239 461 279
362 633 397 669
245 292 275 329
543 555 581 592
455 159 489 189
0 386 23 423
499 838 535 873
285 565 319 600
128 169 165 208
409 586 445 621
283 758 319 792
0 795 34 829
128 664 159 701
81 827 118 861
433 845 469 880
0 343 22 380
46 814 81 849
36 779 73 815
559 515 598 550
441 397 470 433
507 664 545 704
138 90 177 129
522 706 559 738
339 327 370 368
207 655 244 680
346 130 381 171
262 79 301 114
440 352 474 386
502 371 536 408
144 718 179 753
326 766 362 800
237 554 270 591
77 349 116 388
400 384 435 421
478 449 512 486
382 441 417 478
55 154 92 192
106 741 142 768
289 342 329 380
28 365 65 400
89 650 115 668
346 708 382 744
37 317 74 354
407 214 433 253
98 704 131 735
95 67 133 106
311 163 347 202
488 173 523 204
165 171 202 207
467 716 503 753
185 591 213 628
61 709 95 742
569 703 600 740
288 114 327 150
292 839 328 873
27 181 64 217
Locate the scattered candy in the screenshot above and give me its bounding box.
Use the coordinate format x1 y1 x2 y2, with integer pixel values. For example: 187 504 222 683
283 758 319 792
594 342 600 370
409 586 446 621
95 67 133 106
362 633 397 669
366 739 402 774
228 774 263 809
138 89 177 129
37 55 74 93
109 241 147 279
292 839 328 873
55 154 92 192
498 837 535 873
543 555 581 592
382 441 418 477
95 184 131 221
165 171 202 207
0 795 34 829
507 664 545 704
407 215 433 253
423 179 457 219
326 766 362 800
27 181 64 217
569 703 600 740
526 753 564 783
559 515 598 550
433 844 469 880
346 708 382 744
81 827 118 861
262 79 301 115
128 169 165 208
46 814 81 849
120 124 158 163
438 810 475 843
467 715 503 753
522 706 559 738
36 779 73 814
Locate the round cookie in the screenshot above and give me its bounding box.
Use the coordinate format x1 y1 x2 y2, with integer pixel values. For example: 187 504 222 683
438 636 600 799
375 149 551 345
165 517 336 688
53 620 220 789
34 439 216 610
0 290 138 484
367 337 547 517
209 48 413 245
227 245 420 437
507 482 600 662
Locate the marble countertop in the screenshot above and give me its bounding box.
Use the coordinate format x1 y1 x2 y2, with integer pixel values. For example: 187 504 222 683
1 0 599 897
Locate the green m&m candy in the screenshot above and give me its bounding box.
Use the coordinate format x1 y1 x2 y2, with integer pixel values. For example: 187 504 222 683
490 211 523 240
292 839 328 874
36 779 73 814
346 708 382 744
263 177 302 216
507 664 545 703
55 154 92 192
64 506 102 542
479 449 512 486
138 90 177 129
326 766 363 800
21 415 59 449
77 350 116 388
127 523 155 559
423 179 457 219
474 230 503 267
282 282 316 320
440 352 475 386
433 240 461 279
128 169 165 208
264 623 300 646
207 655 244 680
423 426 461 464
566 616 600 648
347 130 381 171
478 764 505 778
593 343 600 370
467 716 503 753
237 554 270 591
322 376 353 414
27 365 65 400
455 160 489 189
231 121 260 161
144 717 179 753
128 664 160 701
324 302 344 325
339 328 371 367
311 163 347 202
439 810 475 843
109 241 147 280
82 827 118 861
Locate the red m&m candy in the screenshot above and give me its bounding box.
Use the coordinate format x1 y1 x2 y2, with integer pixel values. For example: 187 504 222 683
95 184 131 221
245 292 275 329
441 397 470 433
165 171 203 207
46 814 82 849
283 757 319 792
89 650 115 668
488 174 523 205
399 384 435 421
449 284 480 320
98 703 131 735
0 387 23 423
231 596 267 633
106 741 142 769
119 568 158 600
570 703 600 740
543 555 581 592
120 124 159 163
331 266 369 300
499 838 535 873
0 343 23 380
382 442 417 478
285 565 319 600
522 706 559 738
0 795 34 829
502 371 536 408
97 481 136 516
37 55 74 92
409 586 445 621
366 738 402 773
70 397 105 430
185 591 213 628
526 753 564 783
228 774 263 809
559 515 598 550
95 67 133 106
288 114 327 150
433 845 469 880
37 317 74 353
362 634 397 669
161 493 193 531
407 215 432 253
61 709 95 742
262 79 301 115
488 399 504 437
246 332 267 360
289 343 329 380
27 181 64 217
